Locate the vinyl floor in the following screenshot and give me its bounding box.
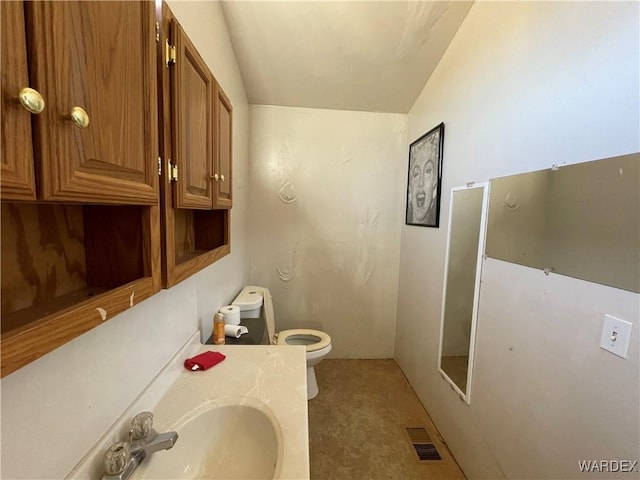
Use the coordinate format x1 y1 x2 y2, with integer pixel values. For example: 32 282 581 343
308 359 466 480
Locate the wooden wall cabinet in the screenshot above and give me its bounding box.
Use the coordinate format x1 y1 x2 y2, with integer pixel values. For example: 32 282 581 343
2 1 159 205
214 83 233 209
1 1 35 200
171 20 214 210
1 1 161 377
159 4 233 288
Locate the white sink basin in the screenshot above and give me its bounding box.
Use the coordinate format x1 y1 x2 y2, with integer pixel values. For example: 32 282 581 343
132 399 282 480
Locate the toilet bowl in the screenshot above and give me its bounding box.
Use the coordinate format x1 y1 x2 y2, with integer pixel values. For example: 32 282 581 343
232 286 332 400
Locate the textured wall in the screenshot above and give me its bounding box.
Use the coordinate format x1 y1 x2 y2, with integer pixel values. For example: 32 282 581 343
249 106 407 357
396 2 640 479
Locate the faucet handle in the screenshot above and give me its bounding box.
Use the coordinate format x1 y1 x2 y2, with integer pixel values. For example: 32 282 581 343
104 441 131 476
131 412 153 440
130 411 155 441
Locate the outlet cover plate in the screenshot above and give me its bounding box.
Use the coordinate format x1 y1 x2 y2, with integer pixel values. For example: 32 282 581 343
600 314 633 359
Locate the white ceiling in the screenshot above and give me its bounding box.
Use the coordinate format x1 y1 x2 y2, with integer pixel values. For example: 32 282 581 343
221 1 473 113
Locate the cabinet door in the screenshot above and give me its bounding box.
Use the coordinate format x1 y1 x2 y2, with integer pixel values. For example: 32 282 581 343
213 82 233 209
1 1 36 201
171 20 214 209
27 2 158 204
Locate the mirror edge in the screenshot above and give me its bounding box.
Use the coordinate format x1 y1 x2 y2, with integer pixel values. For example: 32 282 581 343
437 182 490 404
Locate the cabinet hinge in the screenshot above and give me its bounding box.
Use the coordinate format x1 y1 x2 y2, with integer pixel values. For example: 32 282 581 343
168 160 178 182
157 157 162 176
155 22 160 43
165 40 176 67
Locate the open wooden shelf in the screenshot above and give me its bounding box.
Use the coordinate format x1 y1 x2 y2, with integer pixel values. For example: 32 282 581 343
1 202 160 376
1 285 109 335
163 207 230 287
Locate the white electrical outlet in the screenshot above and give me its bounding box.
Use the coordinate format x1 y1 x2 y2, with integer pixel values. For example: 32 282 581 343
600 314 633 359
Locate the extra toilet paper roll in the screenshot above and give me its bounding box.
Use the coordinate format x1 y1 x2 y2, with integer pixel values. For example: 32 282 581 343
224 325 249 338
219 305 241 326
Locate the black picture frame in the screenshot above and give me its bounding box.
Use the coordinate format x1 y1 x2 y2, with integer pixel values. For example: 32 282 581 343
405 122 445 227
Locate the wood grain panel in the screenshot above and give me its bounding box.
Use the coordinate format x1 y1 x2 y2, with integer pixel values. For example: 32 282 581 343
184 56 209 195
1 277 155 377
214 82 233 208
143 205 162 294
1 202 162 376
26 1 158 204
173 209 195 259
171 244 231 287
1 203 86 318
171 19 214 209
84 206 144 288
194 209 229 251
1 1 36 200
159 3 176 288
173 209 228 265
1 203 162 376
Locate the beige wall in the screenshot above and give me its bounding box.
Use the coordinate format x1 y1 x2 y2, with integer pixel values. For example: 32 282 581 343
0 2 250 478
396 2 639 479
248 105 406 357
3 2 638 478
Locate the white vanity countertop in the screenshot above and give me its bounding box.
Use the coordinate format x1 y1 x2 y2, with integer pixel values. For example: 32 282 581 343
68 336 309 479
154 343 310 480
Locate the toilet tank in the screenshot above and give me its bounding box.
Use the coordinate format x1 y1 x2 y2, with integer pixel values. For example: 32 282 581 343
231 286 264 318
232 286 276 345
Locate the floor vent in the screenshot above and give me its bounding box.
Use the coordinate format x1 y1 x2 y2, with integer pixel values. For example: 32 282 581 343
413 443 442 461
405 427 442 462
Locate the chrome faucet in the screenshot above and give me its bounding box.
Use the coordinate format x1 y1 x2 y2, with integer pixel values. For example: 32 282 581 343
102 412 178 480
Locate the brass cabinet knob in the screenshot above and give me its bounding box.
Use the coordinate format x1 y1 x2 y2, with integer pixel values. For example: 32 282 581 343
220 174 225 182
67 106 90 128
210 173 219 181
18 87 45 114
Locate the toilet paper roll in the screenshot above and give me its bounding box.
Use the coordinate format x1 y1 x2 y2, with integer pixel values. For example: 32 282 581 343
224 325 249 338
219 305 241 326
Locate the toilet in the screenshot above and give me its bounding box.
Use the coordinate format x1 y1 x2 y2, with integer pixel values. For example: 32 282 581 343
232 286 332 400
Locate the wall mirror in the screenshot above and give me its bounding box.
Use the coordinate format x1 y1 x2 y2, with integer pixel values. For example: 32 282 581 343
486 153 639 293
438 183 489 403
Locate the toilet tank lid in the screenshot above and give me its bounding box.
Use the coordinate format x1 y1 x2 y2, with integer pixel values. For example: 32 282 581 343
231 286 264 311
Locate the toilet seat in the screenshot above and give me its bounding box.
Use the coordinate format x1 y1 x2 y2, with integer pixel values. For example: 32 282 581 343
234 286 332 399
276 329 331 352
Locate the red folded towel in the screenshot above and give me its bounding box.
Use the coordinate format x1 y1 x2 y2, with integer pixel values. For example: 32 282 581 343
184 351 226 371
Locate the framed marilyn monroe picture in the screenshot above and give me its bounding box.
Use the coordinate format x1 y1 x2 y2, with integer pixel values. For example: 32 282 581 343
405 122 444 227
